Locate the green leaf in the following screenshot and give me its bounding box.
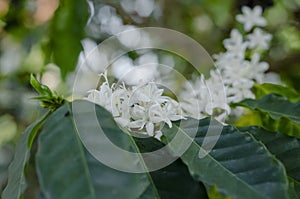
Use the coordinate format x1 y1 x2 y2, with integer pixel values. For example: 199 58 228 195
253 83 300 102
237 94 300 124
236 94 300 138
239 126 300 182
2 112 50 199
235 110 300 139
36 101 208 199
47 0 88 79
135 137 209 199
163 118 291 199
30 74 53 97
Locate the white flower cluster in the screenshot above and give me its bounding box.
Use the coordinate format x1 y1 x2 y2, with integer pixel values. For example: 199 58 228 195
86 6 278 136
86 72 183 139
180 71 230 121
180 6 274 121
215 5 273 103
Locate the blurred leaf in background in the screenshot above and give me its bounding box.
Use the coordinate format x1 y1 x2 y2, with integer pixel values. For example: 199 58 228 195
46 0 89 79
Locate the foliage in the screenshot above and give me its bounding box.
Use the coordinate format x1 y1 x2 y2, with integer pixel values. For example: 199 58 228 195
30 74 64 112
236 94 300 138
1 0 300 198
2 100 300 199
2 112 50 199
253 83 300 102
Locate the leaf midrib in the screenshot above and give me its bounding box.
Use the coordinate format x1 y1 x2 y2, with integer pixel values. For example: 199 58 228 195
127 134 161 199
67 104 96 199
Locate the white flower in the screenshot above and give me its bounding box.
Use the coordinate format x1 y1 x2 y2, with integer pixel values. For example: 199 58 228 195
180 75 209 119
223 29 248 58
205 71 231 115
86 82 113 111
86 89 102 105
246 53 269 83
180 73 230 121
163 98 185 121
247 28 272 49
131 105 146 120
236 6 266 31
86 72 184 139
130 82 166 105
227 79 254 103
148 104 171 128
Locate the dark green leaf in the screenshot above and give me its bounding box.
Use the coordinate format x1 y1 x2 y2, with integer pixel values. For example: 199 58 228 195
239 126 300 182
36 101 208 199
2 112 50 199
135 137 209 199
163 118 291 199
47 0 88 78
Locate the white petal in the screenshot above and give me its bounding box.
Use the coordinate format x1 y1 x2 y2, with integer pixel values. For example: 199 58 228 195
146 122 155 136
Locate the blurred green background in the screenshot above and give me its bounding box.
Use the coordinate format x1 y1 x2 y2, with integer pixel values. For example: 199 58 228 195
0 0 299 194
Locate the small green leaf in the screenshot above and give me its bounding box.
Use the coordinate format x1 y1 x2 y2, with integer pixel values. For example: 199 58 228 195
30 74 65 112
30 74 52 97
163 118 291 199
2 112 50 199
253 83 300 102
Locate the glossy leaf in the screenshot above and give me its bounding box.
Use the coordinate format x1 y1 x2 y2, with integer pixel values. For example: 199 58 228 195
253 83 300 102
239 126 300 181
2 112 50 199
163 118 291 199
235 110 300 139
238 94 300 124
135 137 209 199
237 94 300 124
36 101 208 199
236 94 300 138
